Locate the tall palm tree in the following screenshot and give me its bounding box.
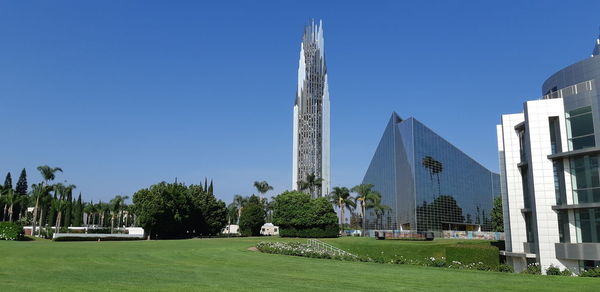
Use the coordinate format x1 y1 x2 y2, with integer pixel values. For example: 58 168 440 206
329 186 355 230
109 195 129 233
370 196 391 229
32 165 62 236
5 189 18 222
232 195 248 225
83 202 93 226
351 183 380 235
54 184 76 232
297 173 323 197
253 181 273 200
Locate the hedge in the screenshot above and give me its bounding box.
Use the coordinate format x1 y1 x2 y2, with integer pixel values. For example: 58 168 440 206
279 226 338 238
0 222 25 241
445 244 499 267
53 236 143 242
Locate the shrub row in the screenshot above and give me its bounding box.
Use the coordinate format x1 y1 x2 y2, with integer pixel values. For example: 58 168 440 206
580 267 600 277
256 241 513 273
445 244 499 267
0 222 25 241
546 264 572 276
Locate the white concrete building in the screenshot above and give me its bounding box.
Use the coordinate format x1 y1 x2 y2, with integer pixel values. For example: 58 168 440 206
292 19 330 197
497 32 600 274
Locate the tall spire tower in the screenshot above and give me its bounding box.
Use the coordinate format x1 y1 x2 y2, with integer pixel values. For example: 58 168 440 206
292 19 330 197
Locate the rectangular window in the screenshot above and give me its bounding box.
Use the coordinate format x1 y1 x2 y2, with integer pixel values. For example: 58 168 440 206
558 211 570 243
549 117 562 154
566 106 595 150
524 212 535 243
575 208 600 243
521 168 531 209
518 129 526 162
553 161 566 205
570 155 600 204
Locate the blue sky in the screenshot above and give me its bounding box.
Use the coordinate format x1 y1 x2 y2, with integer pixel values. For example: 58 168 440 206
1 1 599 204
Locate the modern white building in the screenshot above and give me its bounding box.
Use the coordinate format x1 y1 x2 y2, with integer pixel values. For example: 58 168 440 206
292 19 330 197
497 32 600 274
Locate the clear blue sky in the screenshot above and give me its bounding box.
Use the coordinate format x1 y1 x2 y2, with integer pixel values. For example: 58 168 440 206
1 1 599 204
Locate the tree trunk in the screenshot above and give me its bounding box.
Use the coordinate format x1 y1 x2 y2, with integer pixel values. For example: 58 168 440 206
362 202 366 236
8 204 14 222
32 197 40 237
55 211 62 234
341 206 345 232
2 204 7 221
38 208 44 237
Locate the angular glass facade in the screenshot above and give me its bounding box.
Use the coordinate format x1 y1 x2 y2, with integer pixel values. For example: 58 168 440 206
363 113 500 232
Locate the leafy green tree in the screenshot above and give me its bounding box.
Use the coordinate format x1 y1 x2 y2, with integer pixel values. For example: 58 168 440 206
491 196 504 232
238 196 265 236
272 191 338 237
189 185 227 236
132 181 227 239
328 186 355 230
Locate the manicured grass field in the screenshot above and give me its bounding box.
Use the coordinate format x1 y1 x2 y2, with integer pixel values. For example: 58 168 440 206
321 237 494 260
0 237 597 291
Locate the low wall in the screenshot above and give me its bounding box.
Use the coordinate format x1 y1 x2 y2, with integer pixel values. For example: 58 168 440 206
442 230 504 240
53 233 145 240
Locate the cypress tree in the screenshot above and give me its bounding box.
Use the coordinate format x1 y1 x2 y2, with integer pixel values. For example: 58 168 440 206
64 191 73 227
15 169 27 195
4 172 12 189
15 169 28 221
208 180 214 196
72 193 83 226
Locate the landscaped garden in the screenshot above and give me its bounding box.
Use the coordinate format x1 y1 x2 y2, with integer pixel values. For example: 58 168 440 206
1 237 598 291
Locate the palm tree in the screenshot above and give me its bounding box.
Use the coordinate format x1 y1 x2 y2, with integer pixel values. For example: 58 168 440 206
370 196 391 229
351 183 380 235
253 181 273 200
109 195 129 233
83 202 93 226
32 165 62 236
297 173 323 197
232 195 248 225
54 184 76 232
5 189 18 222
329 186 355 230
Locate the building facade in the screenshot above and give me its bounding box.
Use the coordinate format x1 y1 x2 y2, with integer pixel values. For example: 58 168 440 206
292 20 330 197
497 33 600 274
362 113 500 233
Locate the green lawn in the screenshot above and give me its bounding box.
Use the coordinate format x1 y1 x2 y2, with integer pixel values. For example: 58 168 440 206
0 237 597 291
321 237 494 260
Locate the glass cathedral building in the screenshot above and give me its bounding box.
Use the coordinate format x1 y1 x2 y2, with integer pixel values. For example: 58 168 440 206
362 112 500 232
